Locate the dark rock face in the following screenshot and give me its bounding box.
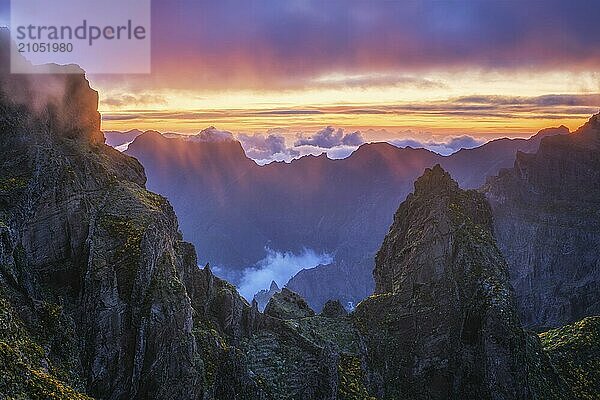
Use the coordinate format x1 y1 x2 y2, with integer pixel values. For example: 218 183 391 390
0 43 259 399
484 113 600 330
264 288 316 320
357 165 532 399
320 300 348 318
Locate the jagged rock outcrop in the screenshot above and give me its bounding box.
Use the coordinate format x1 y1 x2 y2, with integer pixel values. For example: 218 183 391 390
264 288 315 320
357 165 535 399
320 300 348 318
253 280 280 311
484 113 600 330
242 296 367 400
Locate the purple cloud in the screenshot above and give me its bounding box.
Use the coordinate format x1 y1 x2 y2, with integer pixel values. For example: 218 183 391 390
238 133 300 162
294 127 365 148
86 0 600 91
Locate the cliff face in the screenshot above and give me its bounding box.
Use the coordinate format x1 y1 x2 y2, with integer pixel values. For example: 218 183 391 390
356 165 532 399
484 113 600 330
0 49 258 399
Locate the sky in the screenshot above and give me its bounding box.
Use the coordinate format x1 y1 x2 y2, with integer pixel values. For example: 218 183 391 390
3 0 600 143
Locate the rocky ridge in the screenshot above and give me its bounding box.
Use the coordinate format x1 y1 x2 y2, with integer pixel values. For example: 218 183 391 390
484 112 600 329
253 280 280 311
358 165 533 399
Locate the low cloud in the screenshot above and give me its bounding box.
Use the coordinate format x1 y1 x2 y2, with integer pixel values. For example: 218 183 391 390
237 248 333 301
238 133 300 162
101 94 167 108
295 126 365 148
236 127 365 164
391 135 485 156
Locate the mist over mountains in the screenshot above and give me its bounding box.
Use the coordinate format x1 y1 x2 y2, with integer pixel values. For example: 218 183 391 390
118 123 569 315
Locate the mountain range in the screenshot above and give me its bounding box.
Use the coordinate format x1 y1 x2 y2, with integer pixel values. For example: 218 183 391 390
121 122 583 328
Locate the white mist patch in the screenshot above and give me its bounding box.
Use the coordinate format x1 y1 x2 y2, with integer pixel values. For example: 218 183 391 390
238 248 332 301
115 141 134 152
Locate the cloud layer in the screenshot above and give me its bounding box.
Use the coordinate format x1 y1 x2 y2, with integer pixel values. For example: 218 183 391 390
237 248 332 301
82 0 600 91
104 126 495 161
237 133 300 162
237 127 366 164
237 128 489 161
295 126 365 148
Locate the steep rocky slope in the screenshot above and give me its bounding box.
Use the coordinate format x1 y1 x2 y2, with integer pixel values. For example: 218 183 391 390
484 113 600 329
355 165 535 399
0 34 260 399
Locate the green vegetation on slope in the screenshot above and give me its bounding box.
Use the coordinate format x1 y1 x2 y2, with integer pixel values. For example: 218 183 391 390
540 316 600 400
337 354 376 400
0 294 92 400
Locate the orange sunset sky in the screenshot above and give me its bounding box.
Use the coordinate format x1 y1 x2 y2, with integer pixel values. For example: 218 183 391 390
43 0 599 143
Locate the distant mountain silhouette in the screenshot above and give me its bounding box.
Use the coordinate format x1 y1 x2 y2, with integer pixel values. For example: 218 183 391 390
103 129 144 148
123 125 567 311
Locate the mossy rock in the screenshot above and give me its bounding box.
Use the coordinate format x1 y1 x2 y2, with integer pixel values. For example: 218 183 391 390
0 293 91 400
0 176 29 192
539 316 600 400
337 354 376 400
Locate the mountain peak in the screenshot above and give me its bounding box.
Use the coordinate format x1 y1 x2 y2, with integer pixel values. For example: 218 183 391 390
413 164 459 196
0 30 102 145
264 288 315 319
588 111 600 129
364 163 531 398
193 126 236 143
530 125 570 141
